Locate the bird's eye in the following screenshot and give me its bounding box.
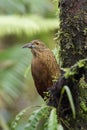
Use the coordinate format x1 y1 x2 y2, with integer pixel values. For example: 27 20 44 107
35 42 39 45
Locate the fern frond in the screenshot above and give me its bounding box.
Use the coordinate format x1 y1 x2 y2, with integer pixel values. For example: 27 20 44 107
47 108 58 130
0 15 59 38
25 106 51 130
11 105 40 130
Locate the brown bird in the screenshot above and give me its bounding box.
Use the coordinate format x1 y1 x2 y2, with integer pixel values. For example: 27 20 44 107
23 40 60 98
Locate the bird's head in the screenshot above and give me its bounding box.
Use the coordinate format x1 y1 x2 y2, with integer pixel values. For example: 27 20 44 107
23 40 47 57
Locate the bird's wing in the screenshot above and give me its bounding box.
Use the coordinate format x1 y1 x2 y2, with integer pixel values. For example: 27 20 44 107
31 57 52 97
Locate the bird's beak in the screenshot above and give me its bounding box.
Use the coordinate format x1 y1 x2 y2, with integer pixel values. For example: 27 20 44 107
22 43 35 49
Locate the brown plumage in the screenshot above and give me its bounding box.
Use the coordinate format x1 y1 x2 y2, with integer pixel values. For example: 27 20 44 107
23 40 60 98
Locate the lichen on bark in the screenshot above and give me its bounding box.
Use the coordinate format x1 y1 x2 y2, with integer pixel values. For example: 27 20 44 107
58 0 87 68
53 0 87 129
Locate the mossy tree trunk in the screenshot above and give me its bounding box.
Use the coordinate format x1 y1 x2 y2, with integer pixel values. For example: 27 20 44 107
57 0 87 129
58 0 87 67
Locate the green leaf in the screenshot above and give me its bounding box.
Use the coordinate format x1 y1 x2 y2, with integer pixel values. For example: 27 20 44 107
11 109 27 130
0 45 31 104
11 105 40 130
25 106 51 130
47 108 58 130
24 65 31 78
61 86 76 119
57 124 64 130
0 15 59 38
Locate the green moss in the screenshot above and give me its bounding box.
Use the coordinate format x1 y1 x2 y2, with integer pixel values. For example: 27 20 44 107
64 59 87 79
78 59 87 69
77 60 85 68
64 68 76 79
58 6 87 67
79 76 87 89
80 101 87 113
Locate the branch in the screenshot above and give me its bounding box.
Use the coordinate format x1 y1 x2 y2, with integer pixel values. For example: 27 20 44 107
48 58 87 116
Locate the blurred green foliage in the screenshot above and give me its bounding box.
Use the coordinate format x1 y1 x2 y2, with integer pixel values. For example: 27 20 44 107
0 0 59 129
11 86 75 130
0 0 56 17
0 15 59 39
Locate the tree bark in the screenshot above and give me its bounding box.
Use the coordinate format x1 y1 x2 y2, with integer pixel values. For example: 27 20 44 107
58 0 87 129
48 0 87 129
58 0 87 68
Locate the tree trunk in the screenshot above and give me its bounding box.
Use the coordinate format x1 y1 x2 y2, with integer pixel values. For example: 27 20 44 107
58 0 87 129
58 0 87 68
48 0 87 129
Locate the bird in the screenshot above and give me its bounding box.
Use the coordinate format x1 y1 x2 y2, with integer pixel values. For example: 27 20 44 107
23 40 60 98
